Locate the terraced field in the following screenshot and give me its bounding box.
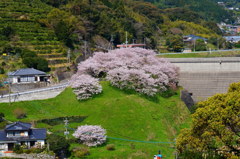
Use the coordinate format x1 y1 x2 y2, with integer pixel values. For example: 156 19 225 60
0 0 70 69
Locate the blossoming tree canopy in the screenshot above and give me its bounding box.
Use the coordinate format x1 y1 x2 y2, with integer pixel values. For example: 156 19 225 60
73 125 107 147
70 74 102 100
72 47 179 97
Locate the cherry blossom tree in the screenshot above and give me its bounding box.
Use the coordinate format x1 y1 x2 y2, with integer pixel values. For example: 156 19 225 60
70 74 102 100
72 47 179 97
73 125 107 147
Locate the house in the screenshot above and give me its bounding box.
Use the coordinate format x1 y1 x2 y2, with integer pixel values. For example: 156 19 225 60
0 122 46 152
183 48 192 53
183 35 207 43
116 43 146 48
224 36 240 43
8 68 49 84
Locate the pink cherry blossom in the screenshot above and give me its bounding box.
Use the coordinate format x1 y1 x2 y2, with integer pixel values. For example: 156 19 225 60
70 74 102 100
72 48 179 97
73 125 106 147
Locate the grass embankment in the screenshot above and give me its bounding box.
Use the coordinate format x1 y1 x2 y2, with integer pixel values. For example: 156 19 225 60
0 82 190 158
158 50 240 58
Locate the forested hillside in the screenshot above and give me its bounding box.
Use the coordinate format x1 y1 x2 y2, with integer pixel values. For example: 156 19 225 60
0 0 233 75
0 0 70 72
141 0 234 22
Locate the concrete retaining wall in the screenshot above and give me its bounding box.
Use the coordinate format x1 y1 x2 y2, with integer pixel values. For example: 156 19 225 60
168 58 240 102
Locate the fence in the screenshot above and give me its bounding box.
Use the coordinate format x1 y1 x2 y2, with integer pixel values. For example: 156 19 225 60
1 82 69 99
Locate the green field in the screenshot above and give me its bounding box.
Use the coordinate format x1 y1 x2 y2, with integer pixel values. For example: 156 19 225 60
158 50 240 58
0 82 190 158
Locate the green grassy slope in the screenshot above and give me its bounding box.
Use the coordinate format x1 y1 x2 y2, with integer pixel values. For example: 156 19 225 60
0 0 69 69
0 82 190 158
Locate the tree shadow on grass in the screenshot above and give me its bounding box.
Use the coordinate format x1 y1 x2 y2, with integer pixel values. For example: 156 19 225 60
107 84 160 103
108 84 179 103
37 116 88 126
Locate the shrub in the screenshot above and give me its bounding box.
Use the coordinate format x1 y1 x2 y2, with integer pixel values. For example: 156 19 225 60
73 125 106 147
13 144 23 154
13 108 27 119
70 74 102 100
0 67 5 74
47 134 70 157
1 62 6 66
36 58 50 72
1 26 15 39
0 112 5 122
73 146 90 158
106 144 115 151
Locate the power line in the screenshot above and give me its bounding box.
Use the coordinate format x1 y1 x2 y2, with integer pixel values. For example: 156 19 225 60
107 137 175 144
67 126 175 145
7 93 176 145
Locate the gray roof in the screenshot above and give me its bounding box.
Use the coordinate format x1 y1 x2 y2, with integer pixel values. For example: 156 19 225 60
183 34 207 41
5 122 31 131
224 36 240 42
8 68 46 76
0 129 46 142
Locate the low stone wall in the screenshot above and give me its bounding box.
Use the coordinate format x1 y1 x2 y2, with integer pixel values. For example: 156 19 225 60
0 153 55 159
11 83 49 92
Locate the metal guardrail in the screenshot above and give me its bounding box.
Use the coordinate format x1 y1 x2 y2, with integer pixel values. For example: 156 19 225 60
157 49 240 55
1 83 69 99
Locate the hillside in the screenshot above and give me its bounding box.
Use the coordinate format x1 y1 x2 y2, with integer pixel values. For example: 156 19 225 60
141 0 234 22
0 0 70 69
0 82 190 158
0 0 231 75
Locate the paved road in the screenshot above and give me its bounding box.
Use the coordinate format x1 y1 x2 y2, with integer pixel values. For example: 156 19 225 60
168 58 240 102
0 82 69 103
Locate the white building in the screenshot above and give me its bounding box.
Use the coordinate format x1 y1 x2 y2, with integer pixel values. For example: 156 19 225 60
8 68 49 84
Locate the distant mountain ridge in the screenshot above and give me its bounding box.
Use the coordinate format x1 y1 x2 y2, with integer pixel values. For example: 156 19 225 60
140 0 234 22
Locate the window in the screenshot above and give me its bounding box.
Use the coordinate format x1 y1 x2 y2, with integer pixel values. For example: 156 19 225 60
15 131 20 136
7 131 14 137
20 76 35 82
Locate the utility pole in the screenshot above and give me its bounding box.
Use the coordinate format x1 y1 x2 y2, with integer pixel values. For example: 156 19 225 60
108 35 114 50
67 49 71 63
84 40 87 60
132 39 136 44
5 78 12 106
143 37 146 49
64 118 69 139
193 40 196 52
8 82 11 106
125 32 128 48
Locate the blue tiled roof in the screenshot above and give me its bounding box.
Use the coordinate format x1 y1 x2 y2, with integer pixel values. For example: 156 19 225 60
0 130 8 142
5 122 31 131
0 129 46 142
8 68 46 76
184 34 207 41
29 129 46 140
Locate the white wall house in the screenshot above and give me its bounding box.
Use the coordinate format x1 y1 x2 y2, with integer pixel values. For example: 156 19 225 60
0 122 46 152
8 68 49 84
